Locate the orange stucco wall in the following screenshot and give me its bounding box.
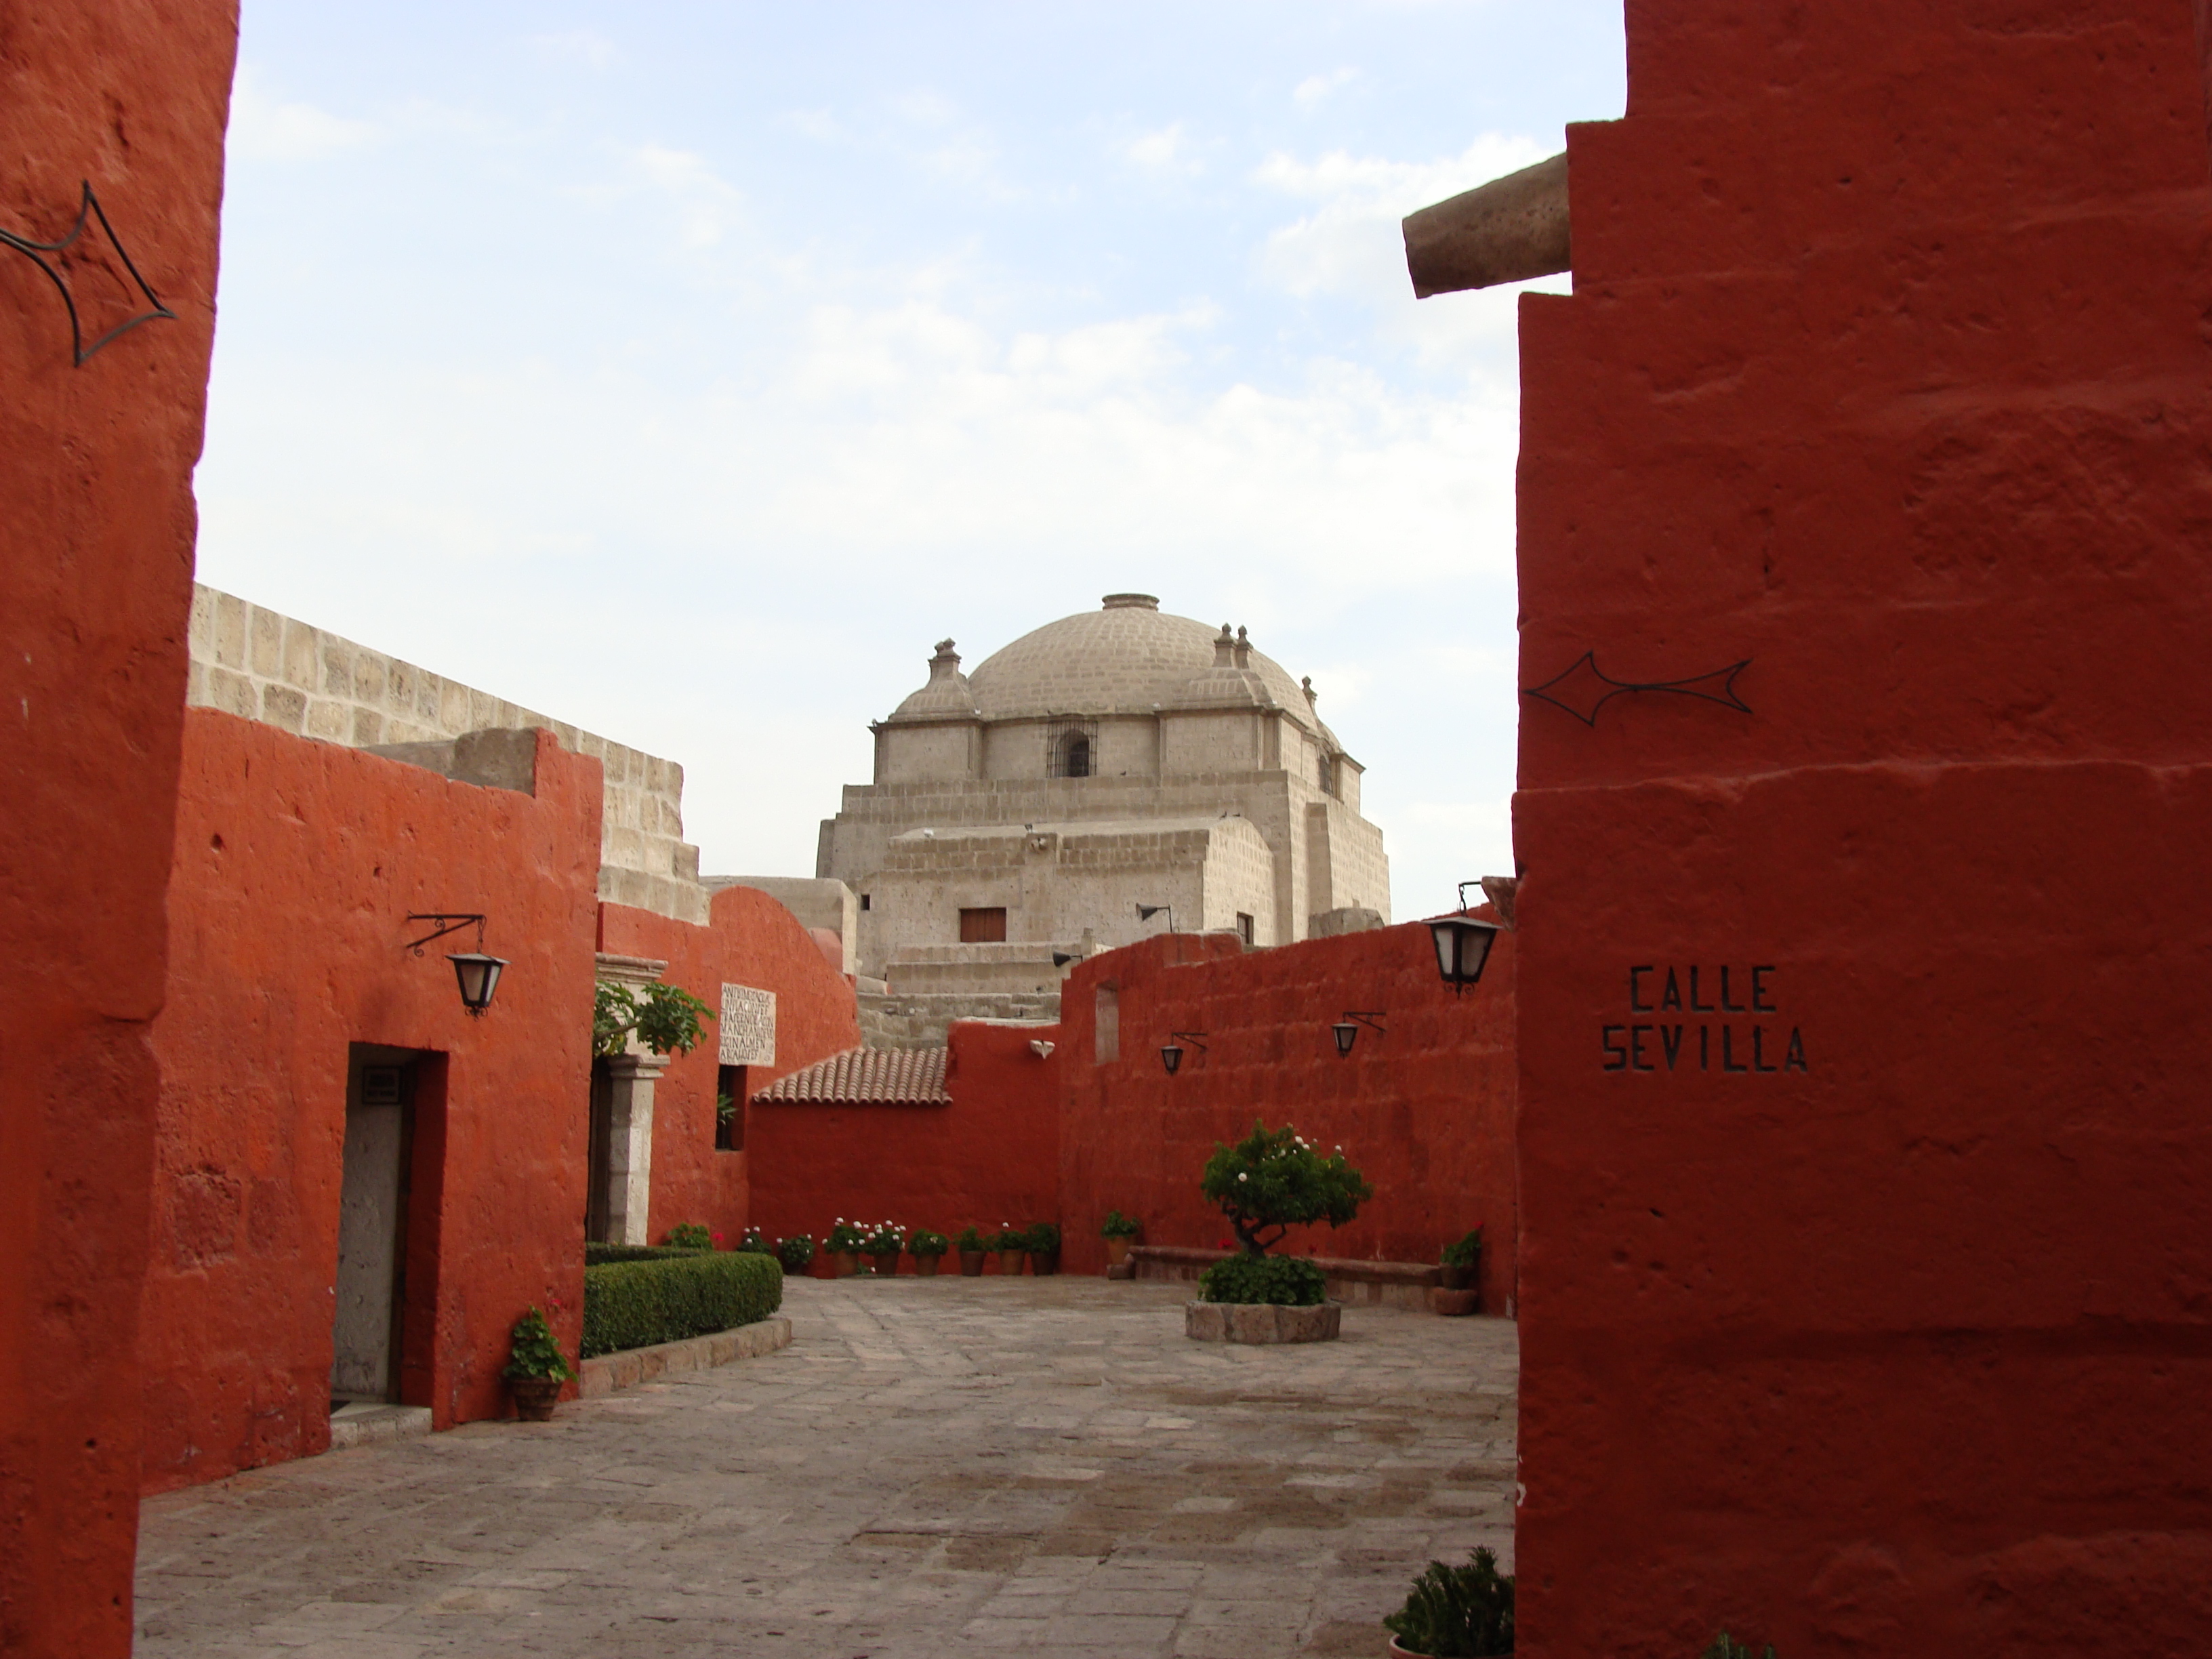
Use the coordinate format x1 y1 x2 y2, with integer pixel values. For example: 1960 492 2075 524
0 9 237 1652
1057 924 1518 1296
596 886 861 1245
142 714 601 1492
747 1021 1061 1265
1511 4 2212 1652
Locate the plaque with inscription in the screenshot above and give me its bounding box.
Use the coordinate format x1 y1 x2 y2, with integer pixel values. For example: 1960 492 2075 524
1601 964 1807 1076
719 984 777 1067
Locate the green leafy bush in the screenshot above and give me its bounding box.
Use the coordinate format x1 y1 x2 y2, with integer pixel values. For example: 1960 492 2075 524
861 1221 905 1254
909 1228 949 1256
990 1225 1027 1252
585 1242 702 1266
1382 1547 1515 1656
825 1218 868 1252
775 1233 815 1272
1441 1227 1484 1269
1702 1635 1777 1659
581 1251 783 1357
503 1305 573 1381
1100 1209 1141 1239
665 1223 713 1250
735 1227 773 1254
1023 1221 1061 1254
1199 1254 1327 1307
594 980 716 1057
955 1225 986 1252
1202 1121 1373 1255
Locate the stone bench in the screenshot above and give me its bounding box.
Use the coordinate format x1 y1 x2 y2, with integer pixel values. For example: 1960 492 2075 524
577 1315 793 1398
1127 1246 1440 1312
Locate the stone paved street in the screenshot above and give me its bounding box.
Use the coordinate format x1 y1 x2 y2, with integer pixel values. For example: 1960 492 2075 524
136 1277 1518 1658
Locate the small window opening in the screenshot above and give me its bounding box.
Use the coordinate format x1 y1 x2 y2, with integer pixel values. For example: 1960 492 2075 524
715 1065 745 1152
1047 717 1100 778
960 906 1008 943
860 893 872 912
1236 912 1255 947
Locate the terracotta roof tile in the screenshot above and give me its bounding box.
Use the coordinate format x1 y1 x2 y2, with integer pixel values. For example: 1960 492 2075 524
752 1046 950 1106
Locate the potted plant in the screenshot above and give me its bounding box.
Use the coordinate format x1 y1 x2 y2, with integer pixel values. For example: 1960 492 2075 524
502 1305 573 1422
825 1218 867 1277
991 1223 1027 1277
955 1225 987 1276
775 1233 815 1275
1382 1548 1514 1656
1186 1121 1372 1345
735 1226 773 1256
1702 1635 1778 1659
1101 1208 1141 1267
665 1223 713 1250
1024 1221 1061 1275
909 1227 949 1275
864 1220 905 1277
1439 1228 1483 1292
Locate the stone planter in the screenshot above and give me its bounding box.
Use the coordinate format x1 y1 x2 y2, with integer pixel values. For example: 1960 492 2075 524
508 1376 563 1421
958 1250 986 1276
1431 1287 1480 1317
1105 1237 1133 1267
870 1251 901 1277
995 1249 1026 1276
1184 1300 1343 1345
914 1254 943 1277
1439 1263 1476 1292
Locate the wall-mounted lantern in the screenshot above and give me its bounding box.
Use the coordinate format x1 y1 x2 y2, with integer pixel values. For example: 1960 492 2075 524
1429 883 1501 996
1332 1011 1387 1057
1160 1031 1208 1075
408 913 510 1018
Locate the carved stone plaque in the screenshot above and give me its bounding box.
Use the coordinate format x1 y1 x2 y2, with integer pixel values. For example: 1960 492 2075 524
719 984 776 1066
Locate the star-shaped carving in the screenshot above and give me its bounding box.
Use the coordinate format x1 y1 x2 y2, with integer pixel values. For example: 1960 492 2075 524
1 181 176 366
1522 651 1753 727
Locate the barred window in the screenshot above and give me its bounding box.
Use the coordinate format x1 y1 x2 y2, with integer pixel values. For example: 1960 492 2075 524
1047 717 1099 778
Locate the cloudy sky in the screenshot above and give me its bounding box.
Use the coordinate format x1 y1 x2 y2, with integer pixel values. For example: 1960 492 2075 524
197 1 1626 916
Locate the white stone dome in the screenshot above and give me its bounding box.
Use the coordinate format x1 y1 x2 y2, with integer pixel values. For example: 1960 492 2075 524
962 594 1311 721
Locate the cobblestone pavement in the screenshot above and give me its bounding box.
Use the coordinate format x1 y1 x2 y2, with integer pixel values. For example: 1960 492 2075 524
136 1276 1518 1659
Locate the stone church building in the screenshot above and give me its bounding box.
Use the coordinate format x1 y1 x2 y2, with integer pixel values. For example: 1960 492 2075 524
817 594 1391 1042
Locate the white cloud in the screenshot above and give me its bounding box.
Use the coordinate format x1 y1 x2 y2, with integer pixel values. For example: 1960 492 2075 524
630 145 746 247
1292 68 1359 108
226 65 377 162
1123 121 1202 176
531 30 617 69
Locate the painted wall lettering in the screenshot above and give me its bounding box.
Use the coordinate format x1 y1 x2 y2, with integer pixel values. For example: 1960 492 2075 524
1604 964 1807 1075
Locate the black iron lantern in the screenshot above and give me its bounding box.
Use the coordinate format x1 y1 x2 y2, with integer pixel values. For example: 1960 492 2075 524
1332 1012 1386 1057
448 951 508 1016
1429 915 1500 994
1160 1031 1208 1075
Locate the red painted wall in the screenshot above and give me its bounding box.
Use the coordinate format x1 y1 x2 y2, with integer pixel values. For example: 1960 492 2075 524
747 1021 1061 1264
1513 5 2212 1654
0 10 237 1653
1057 924 1517 1298
142 715 601 1492
596 886 861 1245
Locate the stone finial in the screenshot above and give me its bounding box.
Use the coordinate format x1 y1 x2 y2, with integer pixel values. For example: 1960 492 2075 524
1212 625 1235 669
1302 675 1317 705
1233 626 1251 670
928 639 960 679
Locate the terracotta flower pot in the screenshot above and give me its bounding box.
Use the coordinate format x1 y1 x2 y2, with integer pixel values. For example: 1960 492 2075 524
1439 1263 1476 1292
832 1250 859 1277
1387 1638 1437 1659
958 1250 986 1276
871 1251 901 1277
995 1249 1025 1276
1105 1237 1132 1267
508 1376 563 1422
914 1254 942 1277
1031 1250 1060 1277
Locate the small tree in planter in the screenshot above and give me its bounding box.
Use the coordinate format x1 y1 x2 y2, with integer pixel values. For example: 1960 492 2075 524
1382 1547 1514 1656
503 1305 574 1422
1189 1122 1372 1342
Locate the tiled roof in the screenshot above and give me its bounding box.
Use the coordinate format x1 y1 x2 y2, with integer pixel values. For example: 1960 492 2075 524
752 1046 950 1106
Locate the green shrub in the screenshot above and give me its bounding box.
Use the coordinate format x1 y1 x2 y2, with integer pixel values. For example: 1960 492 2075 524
954 1225 986 1252
1023 1221 1061 1254
665 1223 713 1250
1199 1253 1326 1307
1442 1227 1484 1269
909 1228 949 1256
1702 1635 1777 1659
584 1242 703 1266
1382 1547 1515 1656
735 1227 773 1254
581 1251 783 1357
775 1233 815 1272
1100 1208 1141 1239
502 1305 573 1381
1202 1120 1372 1255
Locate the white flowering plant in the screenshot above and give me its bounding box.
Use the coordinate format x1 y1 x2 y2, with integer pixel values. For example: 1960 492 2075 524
1199 1120 1372 1256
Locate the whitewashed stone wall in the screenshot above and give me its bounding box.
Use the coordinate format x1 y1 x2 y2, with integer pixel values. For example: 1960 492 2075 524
186 585 708 923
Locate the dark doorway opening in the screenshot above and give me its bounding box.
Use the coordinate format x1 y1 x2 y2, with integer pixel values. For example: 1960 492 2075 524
716 1063 746 1152
333 1045 446 1408
587 1056 614 1242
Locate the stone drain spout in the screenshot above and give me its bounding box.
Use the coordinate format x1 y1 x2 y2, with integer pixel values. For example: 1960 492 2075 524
1402 151 1570 297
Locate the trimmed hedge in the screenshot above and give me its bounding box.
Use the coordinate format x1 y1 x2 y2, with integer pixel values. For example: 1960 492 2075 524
1198 1253 1327 1307
582 1251 783 1357
584 1242 705 1267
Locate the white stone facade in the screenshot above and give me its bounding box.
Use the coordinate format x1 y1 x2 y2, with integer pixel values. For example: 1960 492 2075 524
186 585 708 922
816 595 1390 1034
